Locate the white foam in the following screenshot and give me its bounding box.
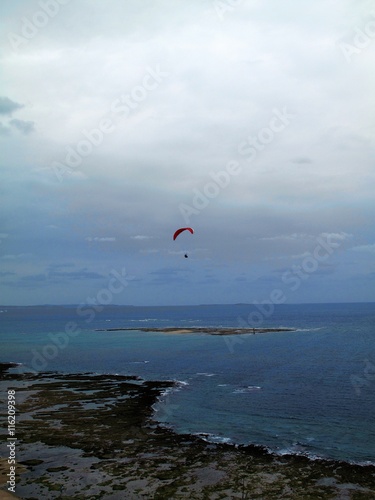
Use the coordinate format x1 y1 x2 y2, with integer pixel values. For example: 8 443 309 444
233 386 261 394
194 432 232 444
294 327 324 332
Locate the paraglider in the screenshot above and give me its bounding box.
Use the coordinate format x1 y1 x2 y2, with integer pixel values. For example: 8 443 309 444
173 227 194 240
173 227 194 258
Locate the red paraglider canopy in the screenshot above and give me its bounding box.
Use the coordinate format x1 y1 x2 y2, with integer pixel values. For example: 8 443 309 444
173 227 194 240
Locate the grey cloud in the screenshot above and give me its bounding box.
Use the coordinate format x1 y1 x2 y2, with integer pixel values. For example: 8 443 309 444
234 275 247 282
273 262 336 278
150 276 189 285
9 119 35 135
149 266 192 285
6 268 104 289
0 97 24 115
18 274 48 288
255 275 281 284
198 276 220 285
150 267 192 276
0 123 11 136
0 0 373 305
48 263 76 270
291 157 313 164
48 269 104 281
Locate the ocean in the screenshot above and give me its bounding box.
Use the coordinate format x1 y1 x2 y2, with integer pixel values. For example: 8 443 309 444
1 302 375 466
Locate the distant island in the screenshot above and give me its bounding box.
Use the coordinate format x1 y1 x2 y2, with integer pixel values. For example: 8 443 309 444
96 327 296 335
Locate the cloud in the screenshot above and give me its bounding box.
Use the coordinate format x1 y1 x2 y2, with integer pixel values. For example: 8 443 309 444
149 266 192 285
0 1 373 305
9 118 35 134
140 248 159 254
291 157 313 164
234 275 247 282
351 244 375 253
1 254 31 260
48 263 75 270
150 267 191 276
321 232 353 243
0 271 16 277
6 267 105 289
0 97 24 115
260 233 313 241
48 268 104 281
85 236 116 242
198 273 220 285
0 123 11 136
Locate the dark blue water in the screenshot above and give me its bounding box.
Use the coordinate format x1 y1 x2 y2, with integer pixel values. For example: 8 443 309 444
1 303 374 464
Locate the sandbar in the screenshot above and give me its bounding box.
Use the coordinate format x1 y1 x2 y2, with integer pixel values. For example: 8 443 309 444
97 326 296 335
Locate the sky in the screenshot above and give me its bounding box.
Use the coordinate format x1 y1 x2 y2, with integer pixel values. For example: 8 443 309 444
0 0 374 306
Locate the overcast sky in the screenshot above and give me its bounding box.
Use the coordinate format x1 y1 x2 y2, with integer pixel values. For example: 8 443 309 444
0 0 374 306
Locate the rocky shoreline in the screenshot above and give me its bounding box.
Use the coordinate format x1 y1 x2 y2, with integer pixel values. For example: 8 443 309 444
1 363 375 499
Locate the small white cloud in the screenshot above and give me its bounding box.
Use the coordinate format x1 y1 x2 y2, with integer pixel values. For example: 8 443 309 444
1 253 31 259
321 232 353 241
291 251 312 259
85 237 116 242
131 235 152 240
260 233 312 241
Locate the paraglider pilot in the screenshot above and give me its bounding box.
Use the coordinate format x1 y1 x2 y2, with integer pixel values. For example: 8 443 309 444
173 227 194 260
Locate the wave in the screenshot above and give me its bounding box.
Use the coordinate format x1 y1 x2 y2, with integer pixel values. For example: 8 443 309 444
193 432 232 445
233 386 262 393
180 431 375 467
129 318 170 322
154 378 189 399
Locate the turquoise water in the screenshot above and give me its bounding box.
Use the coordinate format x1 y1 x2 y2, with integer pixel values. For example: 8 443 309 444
1 303 374 464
